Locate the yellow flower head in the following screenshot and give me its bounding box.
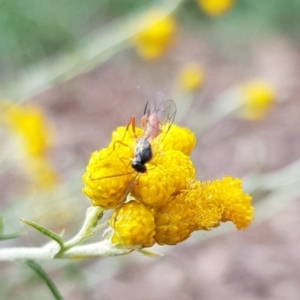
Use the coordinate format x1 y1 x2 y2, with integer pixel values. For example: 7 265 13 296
1 102 53 156
153 150 195 192
82 122 196 210
154 176 253 245
191 177 254 230
0 100 58 189
109 200 156 247
82 147 134 209
239 80 276 120
154 192 198 245
178 64 205 91
131 164 175 207
82 109 253 247
157 124 196 155
132 10 176 60
198 0 235 17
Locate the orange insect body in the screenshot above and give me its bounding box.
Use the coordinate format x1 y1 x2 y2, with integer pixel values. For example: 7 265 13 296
141 111 161 140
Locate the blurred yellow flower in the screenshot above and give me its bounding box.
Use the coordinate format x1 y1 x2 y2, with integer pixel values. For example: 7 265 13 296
178 64 205 91
1 102 53 156
131 10 176 60
197 0 235 17
0 100 58 189
239 80 276 120
83 116 253 247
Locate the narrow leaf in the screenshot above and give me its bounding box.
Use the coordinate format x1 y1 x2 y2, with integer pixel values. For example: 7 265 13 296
25 260 64 300
20 218 64 249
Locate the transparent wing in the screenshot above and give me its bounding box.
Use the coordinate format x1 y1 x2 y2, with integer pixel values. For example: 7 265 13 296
141 93 177 155
149 92 177 132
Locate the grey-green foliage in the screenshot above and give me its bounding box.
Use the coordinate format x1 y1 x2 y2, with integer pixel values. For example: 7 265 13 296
0 0 150 74
179 0 300 36
0 0 103 74
1 0 300 79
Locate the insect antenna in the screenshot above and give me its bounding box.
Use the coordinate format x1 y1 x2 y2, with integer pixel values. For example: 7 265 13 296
143 101 149 116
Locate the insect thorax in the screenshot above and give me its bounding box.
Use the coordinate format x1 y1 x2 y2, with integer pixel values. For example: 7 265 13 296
131 140 153 173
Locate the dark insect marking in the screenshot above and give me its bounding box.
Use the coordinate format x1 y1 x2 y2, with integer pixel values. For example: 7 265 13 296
131 140 153 173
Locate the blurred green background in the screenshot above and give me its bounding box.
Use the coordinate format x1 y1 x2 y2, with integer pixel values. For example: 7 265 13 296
1 0 300 78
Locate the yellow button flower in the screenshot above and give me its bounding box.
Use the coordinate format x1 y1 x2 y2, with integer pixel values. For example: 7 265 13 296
83 121 195 210
82 147 134 209
239 80 276 120
109 201 156 247
1 102 53 156
82 113 253 248
178 64 205 91
154 192 198 245
1 100 58 189
153 150 195 192
132 10 176 60
191 177 253 230
198 0 235 17
157 124 196 155
131 164 175 207
110 126 143 151
153 176 253 245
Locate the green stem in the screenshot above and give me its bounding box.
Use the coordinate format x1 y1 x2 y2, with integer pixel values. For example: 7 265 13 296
57 240 137 259
0 241 137 261
2 0 184 100
0 247 54 261
63 206 103 250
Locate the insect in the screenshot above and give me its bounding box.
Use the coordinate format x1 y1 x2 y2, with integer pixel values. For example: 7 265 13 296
85 93 177 213
131 96 176 173
108 93 177 221
128 93 176 174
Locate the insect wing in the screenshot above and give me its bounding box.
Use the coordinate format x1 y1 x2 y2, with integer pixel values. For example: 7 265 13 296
145 93 177 136
144 93 177 154
150 92 177 129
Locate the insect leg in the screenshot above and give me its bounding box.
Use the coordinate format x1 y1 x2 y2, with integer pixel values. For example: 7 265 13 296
112 173 139 225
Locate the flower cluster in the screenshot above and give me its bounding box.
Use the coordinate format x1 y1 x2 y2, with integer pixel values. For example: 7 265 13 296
0 100 58 189
131 10 176 60
82 122 253 247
